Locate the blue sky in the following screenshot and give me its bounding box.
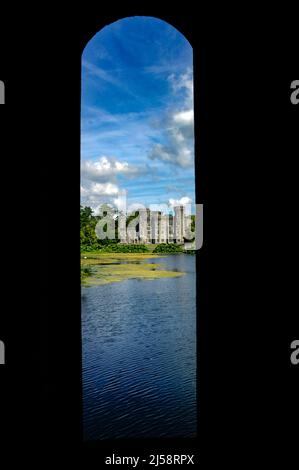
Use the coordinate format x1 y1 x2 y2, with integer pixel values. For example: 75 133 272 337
81 16 195 215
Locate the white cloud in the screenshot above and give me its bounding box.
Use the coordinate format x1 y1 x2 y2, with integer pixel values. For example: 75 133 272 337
148 114 194 168
168 196 192 215
89 182 119 196
168 69 194 105
148 69 194 168
81 179 121 213
81 156 141 183
112 190 128 213
127 202 146 214
173 109 194 126
81 156 158 213
168 196 192 206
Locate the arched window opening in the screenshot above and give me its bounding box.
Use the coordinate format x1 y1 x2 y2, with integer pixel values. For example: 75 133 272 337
81 16 197 440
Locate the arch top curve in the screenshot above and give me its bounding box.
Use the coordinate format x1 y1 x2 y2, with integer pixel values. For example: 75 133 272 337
81 15 193 57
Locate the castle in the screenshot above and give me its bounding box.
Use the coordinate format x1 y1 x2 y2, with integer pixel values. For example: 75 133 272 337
120 206 192 245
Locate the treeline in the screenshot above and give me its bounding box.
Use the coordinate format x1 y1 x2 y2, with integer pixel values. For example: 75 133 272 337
80 205 195 253
99 244 150 253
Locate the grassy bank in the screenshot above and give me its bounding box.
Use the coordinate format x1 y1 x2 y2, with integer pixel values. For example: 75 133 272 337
81 252 185 285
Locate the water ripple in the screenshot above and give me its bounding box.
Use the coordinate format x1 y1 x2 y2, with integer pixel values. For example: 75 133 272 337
82 255 197 440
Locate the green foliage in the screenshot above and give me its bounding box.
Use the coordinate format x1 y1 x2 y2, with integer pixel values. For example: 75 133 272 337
102 244 149 253
80 205 120 251
80 206 98 246
153 243 184 254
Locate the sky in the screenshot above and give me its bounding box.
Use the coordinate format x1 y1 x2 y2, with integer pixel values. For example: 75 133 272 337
81 16 195 215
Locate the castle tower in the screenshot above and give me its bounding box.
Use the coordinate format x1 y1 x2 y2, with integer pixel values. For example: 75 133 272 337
174 205 185 244
139 208 150 244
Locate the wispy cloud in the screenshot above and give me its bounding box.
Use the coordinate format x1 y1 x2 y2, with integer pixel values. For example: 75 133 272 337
82 61 122 88
143 63 185 75
82 60 145 103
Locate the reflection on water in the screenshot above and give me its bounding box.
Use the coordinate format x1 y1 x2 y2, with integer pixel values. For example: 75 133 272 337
82 254 196 440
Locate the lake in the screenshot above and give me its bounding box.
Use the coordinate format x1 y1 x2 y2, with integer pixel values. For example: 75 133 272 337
81 254 197 440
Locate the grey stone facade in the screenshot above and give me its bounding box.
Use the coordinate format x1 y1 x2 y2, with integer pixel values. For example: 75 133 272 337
122 206 190 244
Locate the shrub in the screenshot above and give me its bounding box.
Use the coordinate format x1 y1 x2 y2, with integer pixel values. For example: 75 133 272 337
153 243 184 254
102 244 149 253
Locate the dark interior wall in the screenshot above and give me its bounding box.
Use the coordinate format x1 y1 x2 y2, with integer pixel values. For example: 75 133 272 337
35 10 212 458
40 10 205 454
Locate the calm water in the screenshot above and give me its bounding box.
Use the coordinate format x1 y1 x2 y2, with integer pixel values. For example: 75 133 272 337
82 254 197 440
